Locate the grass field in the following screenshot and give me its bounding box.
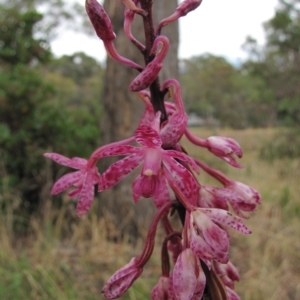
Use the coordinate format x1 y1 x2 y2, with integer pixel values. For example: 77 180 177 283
1 127 299 299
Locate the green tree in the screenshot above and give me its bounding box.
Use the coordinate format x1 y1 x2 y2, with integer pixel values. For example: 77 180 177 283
0 3 102 220
243 0 300 158
180 54 273 128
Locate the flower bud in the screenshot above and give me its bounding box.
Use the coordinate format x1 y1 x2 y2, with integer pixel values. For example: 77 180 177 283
206 136 243 168
85 0 116 41
102 257 143 299
226 181 261 205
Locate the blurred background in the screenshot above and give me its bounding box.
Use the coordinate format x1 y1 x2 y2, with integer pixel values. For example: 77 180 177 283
0 0 299 299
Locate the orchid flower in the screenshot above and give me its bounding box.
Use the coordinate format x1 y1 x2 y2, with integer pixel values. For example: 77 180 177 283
43 153 100 216
189 208 251 264
195 158 261 218
98 113 200 207
45 137 135 216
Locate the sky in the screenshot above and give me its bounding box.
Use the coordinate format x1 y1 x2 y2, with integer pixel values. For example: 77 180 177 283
51 0 279 64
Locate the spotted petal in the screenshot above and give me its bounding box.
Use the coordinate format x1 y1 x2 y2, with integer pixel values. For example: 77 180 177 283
165 149 199 174
134 125 162 148
201 208 251 234
44 153 87 169
76 172 95 216
100 153 144 191
51 171 83 195
163 155 200 206
97 145 139 157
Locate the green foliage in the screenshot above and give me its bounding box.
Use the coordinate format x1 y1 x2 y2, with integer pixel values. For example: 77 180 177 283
244 0 300 127
0 6 51 65
241 0 300 158
260 128 300 160
180 54 274 128
0 2 102 217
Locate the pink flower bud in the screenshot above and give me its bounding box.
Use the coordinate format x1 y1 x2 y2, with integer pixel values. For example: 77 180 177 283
206 136 243 168
151 276 169 300
171 248 206 299
129 36 170 91
85 0 116 41
225 181 261 205
102 257 143 299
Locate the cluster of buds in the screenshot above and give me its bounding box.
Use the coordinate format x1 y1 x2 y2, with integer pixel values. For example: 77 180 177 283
45 0 261 299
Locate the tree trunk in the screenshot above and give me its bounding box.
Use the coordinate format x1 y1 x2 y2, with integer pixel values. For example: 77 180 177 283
98 0 178 241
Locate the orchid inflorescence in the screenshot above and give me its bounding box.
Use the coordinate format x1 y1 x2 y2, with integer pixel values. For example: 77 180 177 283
44 0 261 299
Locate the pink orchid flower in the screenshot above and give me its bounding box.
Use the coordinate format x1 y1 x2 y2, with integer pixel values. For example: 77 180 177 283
195 158 261 218
45 137 135 216
43 153 100 216
189 208 251 264
99 115 199 207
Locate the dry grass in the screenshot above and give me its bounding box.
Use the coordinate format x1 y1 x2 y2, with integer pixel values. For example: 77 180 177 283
1 127 300 299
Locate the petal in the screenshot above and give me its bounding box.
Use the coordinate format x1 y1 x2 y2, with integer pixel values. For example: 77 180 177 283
222 156 243 168
51 171 83 195
134 125 162 148
150 276 169 300
163 156 200 206
44 153 72 167
191 210 229 255
226 287 241 300
199 186 229 210
99 145 139 157
132 175 159 203
76 173 95 216
152 173 170 208
172 249 199 300
68 157 88 169
165 150 199 174
160 111 188 148
190 226 215 262
201 208 252 234
100 153 143 191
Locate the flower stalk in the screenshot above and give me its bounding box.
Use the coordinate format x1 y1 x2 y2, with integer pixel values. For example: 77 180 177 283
44 0 261 299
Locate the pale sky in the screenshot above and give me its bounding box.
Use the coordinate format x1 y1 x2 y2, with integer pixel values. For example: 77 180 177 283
51 0 279 64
